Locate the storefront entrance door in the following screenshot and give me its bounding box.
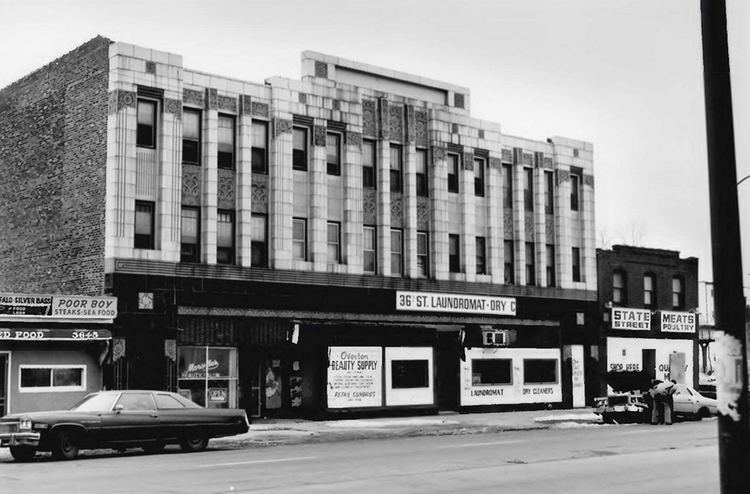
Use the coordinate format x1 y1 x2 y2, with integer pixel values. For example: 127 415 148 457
0 353 7 416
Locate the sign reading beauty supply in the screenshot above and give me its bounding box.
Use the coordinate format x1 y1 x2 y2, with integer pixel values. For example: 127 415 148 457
611 307 651 330
0 293 117 320
396 291 516 316
660 311 696 333
327 346 382 408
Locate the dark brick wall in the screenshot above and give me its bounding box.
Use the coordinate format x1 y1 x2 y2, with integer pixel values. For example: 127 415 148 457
0 36 111 295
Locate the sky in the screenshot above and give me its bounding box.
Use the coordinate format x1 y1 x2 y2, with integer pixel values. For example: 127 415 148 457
1 0 748 285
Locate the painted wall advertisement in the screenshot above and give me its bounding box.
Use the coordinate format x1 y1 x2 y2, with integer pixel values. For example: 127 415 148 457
611 307 651 330
327 346 382 409
660 311 696 333
606 337 694 383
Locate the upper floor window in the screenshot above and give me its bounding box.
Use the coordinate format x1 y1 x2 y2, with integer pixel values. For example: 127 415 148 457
476 236 487 275
216 210 235 264
180 206 199 262
416 148 428 197
504 240 515 284
134 201 155 250
474 157 486 197
449 234 461 273
672 276 685 309
613 270 626 304
326 132 341 176
447 153 460 193
417 231 429 277
292 217 307 260
217 115 235 169
137 99 157 148
502 164 513 209
363 226 376 273
363 140 376 188
327 221 341 263
251 214 267 267
544 171 554 214
644 273 656 307
524 168 534 211
572 247 581 282
390 144 403 193
293 127 308 171
525 242 535 286
182 109 201 165
390 228 403 275
251 121 268 173
570 174 580 211
545 244 555 287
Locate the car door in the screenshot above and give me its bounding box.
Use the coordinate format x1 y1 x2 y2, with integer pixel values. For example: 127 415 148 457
673 385 696 416
99 392 160 445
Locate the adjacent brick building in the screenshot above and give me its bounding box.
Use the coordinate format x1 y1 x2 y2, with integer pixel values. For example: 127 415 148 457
1 37 599 417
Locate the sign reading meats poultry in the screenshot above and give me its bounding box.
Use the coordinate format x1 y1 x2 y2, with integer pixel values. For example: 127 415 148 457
660 311 696 333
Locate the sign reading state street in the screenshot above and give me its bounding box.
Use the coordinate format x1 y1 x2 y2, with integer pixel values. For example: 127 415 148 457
611 307 651 330
396 291 516 316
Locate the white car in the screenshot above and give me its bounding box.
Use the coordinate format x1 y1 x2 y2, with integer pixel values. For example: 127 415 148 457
672 384 718 420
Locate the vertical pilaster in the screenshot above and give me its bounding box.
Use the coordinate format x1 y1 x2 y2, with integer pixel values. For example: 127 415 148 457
431 146 449 280
487 158 503 283
269 114 293 269
461 154 475 281
534 167 547 286
202 102 218 264
581 170 597 288
236 112 253 267
159 98 182 262
344 131 363 273
404 143 418 278
377 140 392 275
513 159 526 285
556 166 573 288
311 123 327 271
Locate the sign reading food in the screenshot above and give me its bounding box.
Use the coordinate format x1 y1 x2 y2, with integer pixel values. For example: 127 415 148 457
611 307 651 330
327 346 382 409
396 291 516 316
0 293 117 320
0 328 112 341
660 311 696 333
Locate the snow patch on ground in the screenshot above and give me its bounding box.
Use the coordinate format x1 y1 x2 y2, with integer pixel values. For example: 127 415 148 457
326 418 461 429
533 413 600 423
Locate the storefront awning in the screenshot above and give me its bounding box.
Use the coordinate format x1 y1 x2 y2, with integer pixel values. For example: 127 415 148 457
0 328 112 341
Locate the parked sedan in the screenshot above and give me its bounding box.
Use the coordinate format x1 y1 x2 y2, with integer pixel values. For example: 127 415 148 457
672 384 718 420
0 390 250 461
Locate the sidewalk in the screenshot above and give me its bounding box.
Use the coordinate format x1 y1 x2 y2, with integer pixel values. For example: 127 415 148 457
212 408 603 449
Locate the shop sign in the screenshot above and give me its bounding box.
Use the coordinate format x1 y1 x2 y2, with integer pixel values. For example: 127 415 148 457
611 307 651 330
0 293 118 320
208 388 228 403
660 311 696 333
396 291 516 316
0 328 112 341
327 346 382 409
181 359 220 379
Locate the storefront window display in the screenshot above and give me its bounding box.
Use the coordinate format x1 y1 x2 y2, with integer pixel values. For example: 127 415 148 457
177 346 237 408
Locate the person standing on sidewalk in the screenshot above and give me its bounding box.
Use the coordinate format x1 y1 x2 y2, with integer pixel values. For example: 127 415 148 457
650 379 676 424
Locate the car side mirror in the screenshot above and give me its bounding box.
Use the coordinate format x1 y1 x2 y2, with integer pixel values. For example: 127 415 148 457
114 404 124 414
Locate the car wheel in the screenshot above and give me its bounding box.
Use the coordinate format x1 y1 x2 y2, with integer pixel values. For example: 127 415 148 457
601 413 615 424
180 431 208 452
697 407 710 420
51 429 80 460
9 445 37 462
142 440 166 455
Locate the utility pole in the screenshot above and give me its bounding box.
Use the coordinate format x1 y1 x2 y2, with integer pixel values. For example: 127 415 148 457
700 1 750 491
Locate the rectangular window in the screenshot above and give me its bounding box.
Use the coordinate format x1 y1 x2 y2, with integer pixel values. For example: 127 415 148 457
251 214 267 267
363 226 376 273
217 115 235 169
572 247 581 282
416 148 428 196
251 121 268 173
417 231 429 278
293 127 308 171
476 236 486 275
570 174 580 211
137 99 156 148
504 240 515 284
502 164 513 209
472 359 512 386
390 228 402 275
134 201 155 249
672 277 684 309
544 171 554 214
182 109 201 165
644 274 655 307
180 206 200 263
217 210 235 264
292 218 307 260
523 359 558 384
545 244 555 287
447 153 460 193
20 365 85 392
613 271 626 304
390 144 403 193
474 157 485 197
525 242 535 286
362 139 376 188
391 360 429 389
449 234 461 273
326 132 341 175
327 221 341 263
524 168 534 211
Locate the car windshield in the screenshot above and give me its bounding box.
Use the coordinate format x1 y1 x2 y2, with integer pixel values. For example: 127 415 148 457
70 393 119 412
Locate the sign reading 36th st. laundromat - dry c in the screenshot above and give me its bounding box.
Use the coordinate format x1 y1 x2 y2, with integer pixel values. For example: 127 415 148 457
396 291 516 316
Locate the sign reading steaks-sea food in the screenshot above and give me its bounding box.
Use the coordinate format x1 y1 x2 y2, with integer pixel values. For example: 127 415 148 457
396 291 516 316
327 346 382 408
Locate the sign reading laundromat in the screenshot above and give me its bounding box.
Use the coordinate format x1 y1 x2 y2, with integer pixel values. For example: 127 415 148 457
660 311 696 333
396 291 516 316
611 307 651 330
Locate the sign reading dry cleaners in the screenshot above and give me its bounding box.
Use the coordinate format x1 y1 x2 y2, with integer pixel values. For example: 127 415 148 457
396 291 516 316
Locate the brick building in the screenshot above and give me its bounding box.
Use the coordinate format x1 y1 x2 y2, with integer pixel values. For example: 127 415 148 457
0 36 598 417
596 245 699 396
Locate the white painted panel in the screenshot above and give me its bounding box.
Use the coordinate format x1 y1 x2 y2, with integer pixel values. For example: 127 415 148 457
606 337 694 384
385 347 434 406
